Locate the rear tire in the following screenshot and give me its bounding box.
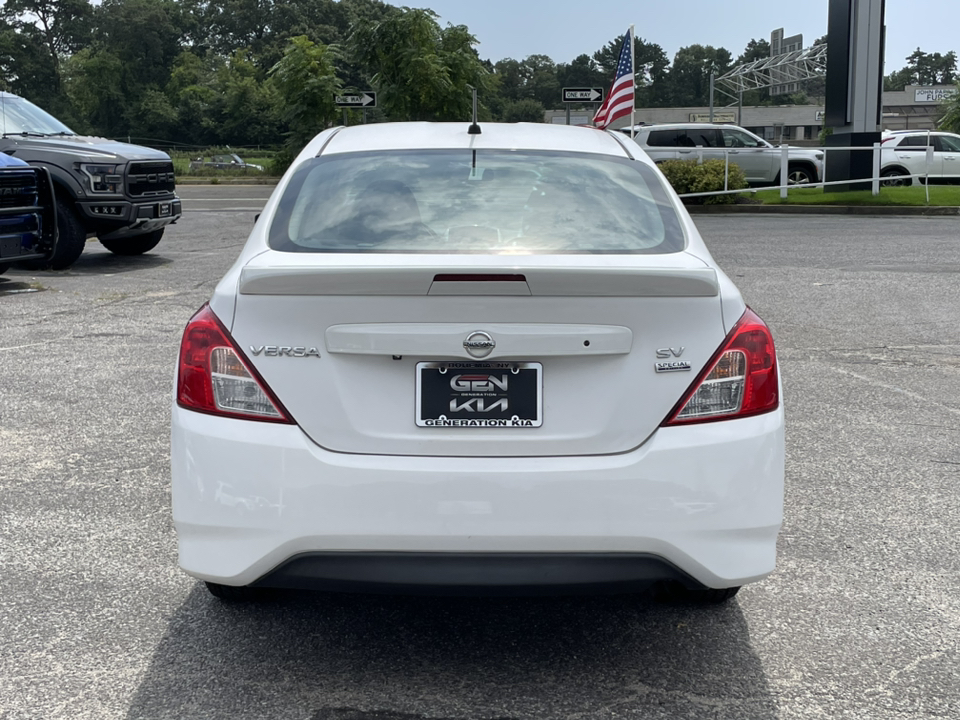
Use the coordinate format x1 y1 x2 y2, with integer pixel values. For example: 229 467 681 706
99 229 164 256
204 581 263 602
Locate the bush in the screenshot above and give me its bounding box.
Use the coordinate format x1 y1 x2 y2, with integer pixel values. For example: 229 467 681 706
657 159 749 205
268 148 295 176
501 99 546 123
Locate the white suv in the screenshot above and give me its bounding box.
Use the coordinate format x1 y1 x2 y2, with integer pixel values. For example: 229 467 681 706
620 123 824 186
880 131 960 186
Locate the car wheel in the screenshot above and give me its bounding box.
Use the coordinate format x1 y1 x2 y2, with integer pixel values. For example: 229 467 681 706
99 229 164 256
204 581 264 601
787 165 813 185
654 582 741 604
881 169 911 187
0 264 8 276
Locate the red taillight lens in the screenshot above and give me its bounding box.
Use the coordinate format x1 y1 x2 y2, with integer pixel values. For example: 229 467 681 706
663 308 779 426
176 304 294 424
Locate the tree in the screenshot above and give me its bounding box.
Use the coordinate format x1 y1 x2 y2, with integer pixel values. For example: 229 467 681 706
62 47 127 136
737 38 770 65
557 54 605 89
668 44 732 106
492 55 560 108
501 98 545 123
0 0 92 94
350 8 489 122
269 35 340 150
885 48 958 91
209 51 280 146
939 92 960 133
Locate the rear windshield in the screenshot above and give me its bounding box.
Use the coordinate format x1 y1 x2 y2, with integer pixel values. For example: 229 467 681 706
269 150 685 254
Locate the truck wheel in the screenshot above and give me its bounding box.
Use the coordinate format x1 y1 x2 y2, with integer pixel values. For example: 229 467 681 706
99 229 164 256
0 264 8 276
23 200 87 270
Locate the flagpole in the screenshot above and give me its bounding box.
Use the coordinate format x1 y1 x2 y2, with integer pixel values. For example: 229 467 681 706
629 25 636 138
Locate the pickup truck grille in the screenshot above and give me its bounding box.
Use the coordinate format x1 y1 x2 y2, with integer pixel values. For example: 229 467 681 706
0 168 55 260
127 161 176 197
0 171 39 208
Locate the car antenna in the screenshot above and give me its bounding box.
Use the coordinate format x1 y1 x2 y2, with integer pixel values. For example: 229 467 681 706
467 85 481 135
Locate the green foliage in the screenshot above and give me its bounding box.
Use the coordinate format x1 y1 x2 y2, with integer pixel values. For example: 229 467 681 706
501 99 545 123
939 92 960 133
658 159 748 205
269 35 340 150
885 48 958 91
350 8 489 122
668 45 733 106
268 147 295 176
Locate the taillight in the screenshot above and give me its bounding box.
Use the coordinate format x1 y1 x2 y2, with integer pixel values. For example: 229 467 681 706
663 308 778 426
176 304 294 423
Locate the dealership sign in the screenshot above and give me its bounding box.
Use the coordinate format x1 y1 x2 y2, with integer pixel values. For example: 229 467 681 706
915 87 957 103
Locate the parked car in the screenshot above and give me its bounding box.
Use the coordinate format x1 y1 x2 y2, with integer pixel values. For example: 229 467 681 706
0 152 57 275
880 130 960 185
189 154 263 172
620 123 824 186
172 122 784 604
0 91 181 270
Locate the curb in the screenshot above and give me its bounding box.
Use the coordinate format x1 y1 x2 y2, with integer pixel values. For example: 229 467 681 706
685 204 960 216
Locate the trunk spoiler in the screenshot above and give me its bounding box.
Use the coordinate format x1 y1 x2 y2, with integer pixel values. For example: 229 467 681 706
238 266 719 298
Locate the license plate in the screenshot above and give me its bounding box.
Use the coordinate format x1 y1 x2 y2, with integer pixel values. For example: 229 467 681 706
158 202 171 217
416 361 542 428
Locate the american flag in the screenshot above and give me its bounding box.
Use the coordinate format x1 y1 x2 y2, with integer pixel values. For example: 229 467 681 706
593 31 634 129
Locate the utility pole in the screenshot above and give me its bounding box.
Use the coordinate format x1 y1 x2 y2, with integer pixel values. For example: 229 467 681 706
709 73 715 122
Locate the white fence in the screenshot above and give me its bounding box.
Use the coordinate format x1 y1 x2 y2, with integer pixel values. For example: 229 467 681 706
675 133 937 203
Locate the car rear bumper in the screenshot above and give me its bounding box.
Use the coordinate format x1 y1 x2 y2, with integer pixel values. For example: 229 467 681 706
251 552 698 595
171 405 784 591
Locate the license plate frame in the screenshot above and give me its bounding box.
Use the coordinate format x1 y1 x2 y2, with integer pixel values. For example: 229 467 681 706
157 202 172 218
416 361 542 428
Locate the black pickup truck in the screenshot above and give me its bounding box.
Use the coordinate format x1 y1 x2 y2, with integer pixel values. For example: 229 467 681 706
0 152 56 275
0 91 181 270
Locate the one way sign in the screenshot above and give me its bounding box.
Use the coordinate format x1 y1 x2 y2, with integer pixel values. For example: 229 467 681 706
335 92 377 108
562 87 603 103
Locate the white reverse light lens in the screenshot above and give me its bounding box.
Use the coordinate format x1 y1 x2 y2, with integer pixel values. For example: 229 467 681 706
210 347 283 418
676 350 746 420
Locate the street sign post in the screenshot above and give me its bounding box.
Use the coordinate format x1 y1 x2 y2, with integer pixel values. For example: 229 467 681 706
335 92 377 125
562 88 603 103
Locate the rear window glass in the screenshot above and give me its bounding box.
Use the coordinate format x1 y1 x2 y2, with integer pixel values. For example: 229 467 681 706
269 150 685 255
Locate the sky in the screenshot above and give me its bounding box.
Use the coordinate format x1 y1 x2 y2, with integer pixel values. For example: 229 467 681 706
408 0 956 74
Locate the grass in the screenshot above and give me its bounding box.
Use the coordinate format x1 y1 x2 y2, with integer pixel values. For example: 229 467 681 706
753 185 960 206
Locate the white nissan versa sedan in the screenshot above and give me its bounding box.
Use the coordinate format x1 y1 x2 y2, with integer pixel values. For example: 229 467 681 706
172 122 784 603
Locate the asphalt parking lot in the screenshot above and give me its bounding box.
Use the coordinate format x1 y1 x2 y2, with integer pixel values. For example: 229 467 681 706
1 185 958 720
